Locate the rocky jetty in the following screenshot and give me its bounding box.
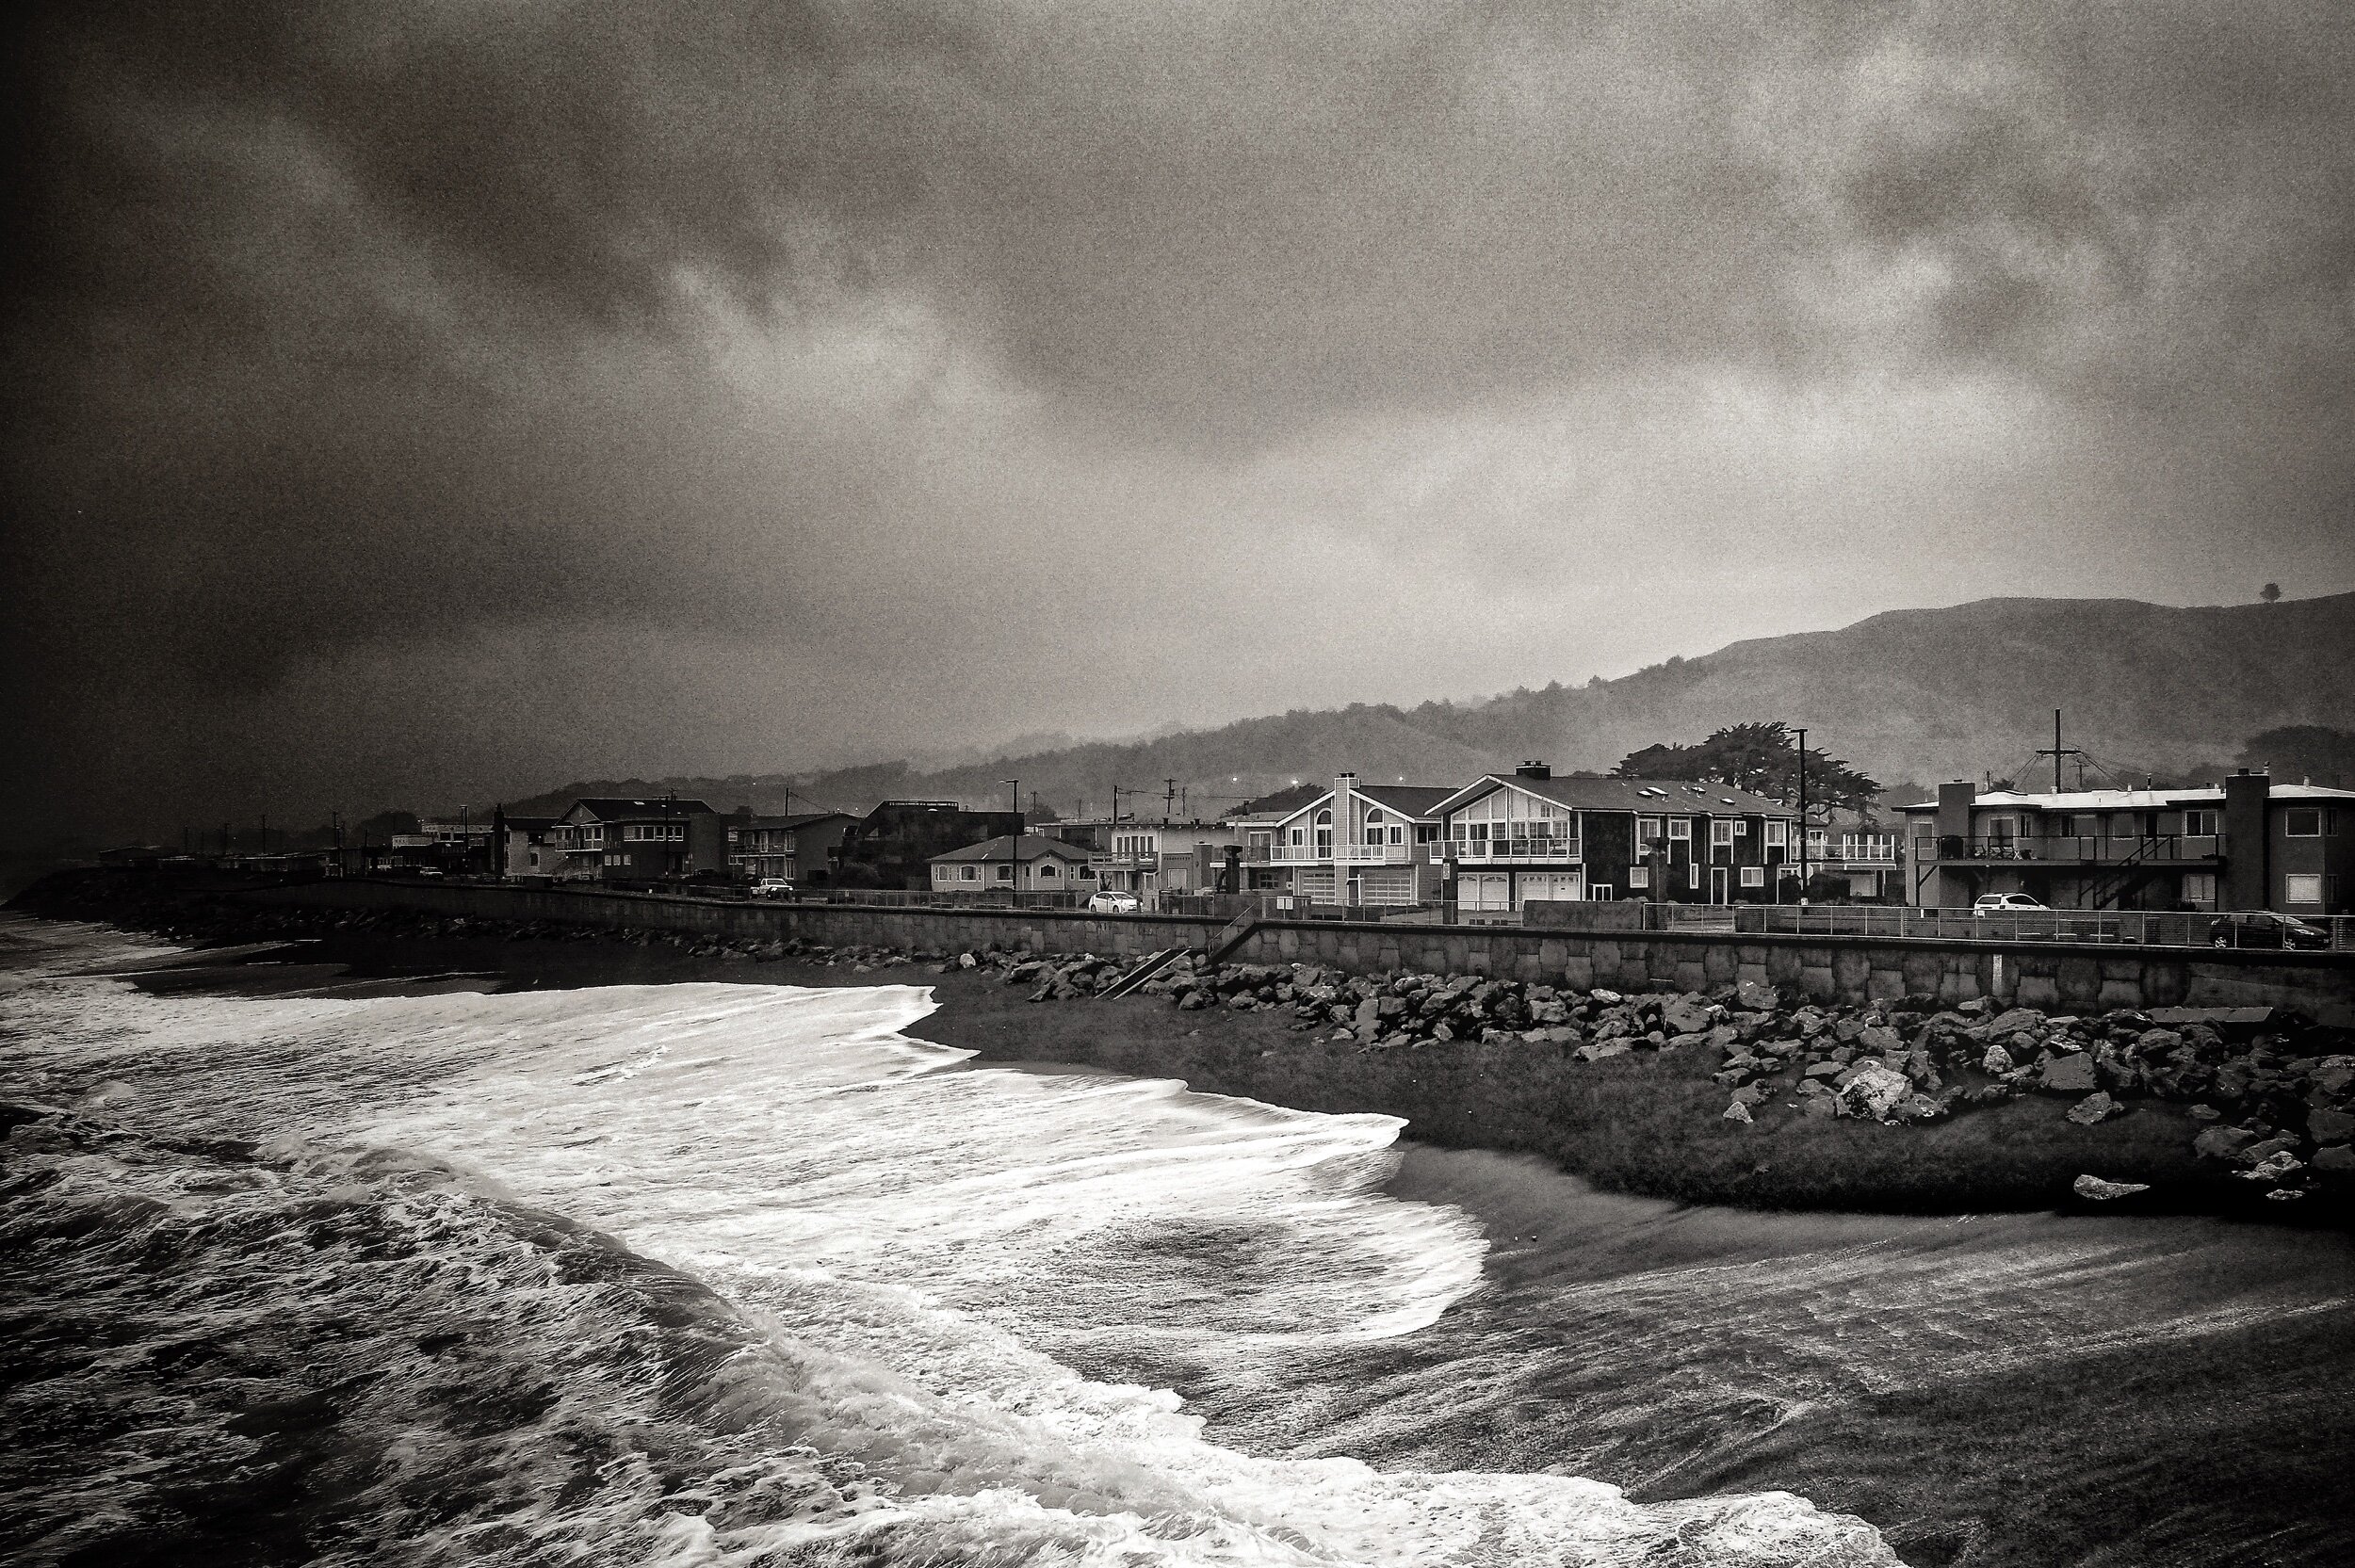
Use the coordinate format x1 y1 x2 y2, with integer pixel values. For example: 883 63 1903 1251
983 949 2355 1204
23 878 2355 1210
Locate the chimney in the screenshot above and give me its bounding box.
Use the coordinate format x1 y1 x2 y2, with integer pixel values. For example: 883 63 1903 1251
1516 760 1551 780
2223 769 2270 912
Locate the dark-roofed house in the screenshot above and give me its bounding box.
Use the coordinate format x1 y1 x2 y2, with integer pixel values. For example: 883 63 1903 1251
928 834 1096 895
1263 771 1455 908
728 811 855 887
548 796 726 883
832 800 1024 890
1431 763 1799 913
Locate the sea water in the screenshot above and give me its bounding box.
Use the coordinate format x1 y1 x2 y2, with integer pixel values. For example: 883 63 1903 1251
0 919 1896 1566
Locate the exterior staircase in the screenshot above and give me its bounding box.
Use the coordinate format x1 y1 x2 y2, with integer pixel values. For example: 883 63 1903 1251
1099 946 1184 999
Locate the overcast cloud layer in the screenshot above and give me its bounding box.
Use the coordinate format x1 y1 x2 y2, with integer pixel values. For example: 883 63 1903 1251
7 0 2352 839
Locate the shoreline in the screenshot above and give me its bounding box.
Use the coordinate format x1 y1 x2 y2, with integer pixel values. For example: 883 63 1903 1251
13 901 2355 1566
9 869 2353 1225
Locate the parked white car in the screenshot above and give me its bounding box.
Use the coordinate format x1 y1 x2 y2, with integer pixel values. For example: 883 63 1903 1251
1973 893 2048 915
1086 890 1142 913
750 879 795 898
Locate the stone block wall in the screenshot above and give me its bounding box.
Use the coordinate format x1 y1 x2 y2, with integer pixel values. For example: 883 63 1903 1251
247 880 2355 1025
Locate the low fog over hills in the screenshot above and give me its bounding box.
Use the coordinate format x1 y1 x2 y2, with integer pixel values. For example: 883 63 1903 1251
520 591 2355 817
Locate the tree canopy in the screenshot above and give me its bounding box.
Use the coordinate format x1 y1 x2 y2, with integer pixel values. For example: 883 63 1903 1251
1613 721 1881 815
2240 725 2355 787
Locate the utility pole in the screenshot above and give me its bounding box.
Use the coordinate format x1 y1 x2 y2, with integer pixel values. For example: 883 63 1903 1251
1795 727 1808 905
1163 777 1178 822
1001 779 1020 897
2036 709 2084 795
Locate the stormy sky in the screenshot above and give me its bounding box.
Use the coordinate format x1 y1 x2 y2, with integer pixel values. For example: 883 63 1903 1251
8 0 2352 841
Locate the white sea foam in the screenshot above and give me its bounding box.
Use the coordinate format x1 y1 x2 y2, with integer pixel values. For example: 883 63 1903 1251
0 921 1898 1565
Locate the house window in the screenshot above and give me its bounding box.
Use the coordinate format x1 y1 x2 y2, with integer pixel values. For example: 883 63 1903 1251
1732 820 1748 837
1689 862 1705 889
1668 818 1693 841
1289 827 1304 846
961 865 979 881
2284 873 2323 905
994 865 1014 881
2284 809 2322 838
1415 824 1439 843
1740 865 1765 887
2183 810 2218 836
1389 824 1405 845
1637 816 1662 845
1587 884 1615 900
2182 871 2216 906
1764 820 1787 849
2050 815 2074 837
1038 863 1058 880
1628 866 1649 889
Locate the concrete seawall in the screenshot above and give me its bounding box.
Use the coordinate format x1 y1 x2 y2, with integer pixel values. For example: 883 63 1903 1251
245 880 2355 1025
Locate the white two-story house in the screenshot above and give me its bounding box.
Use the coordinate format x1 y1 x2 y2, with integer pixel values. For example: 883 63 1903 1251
1262 773 1454 908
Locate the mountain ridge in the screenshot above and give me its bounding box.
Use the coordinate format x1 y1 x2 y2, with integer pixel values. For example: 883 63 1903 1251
510 591 2355 817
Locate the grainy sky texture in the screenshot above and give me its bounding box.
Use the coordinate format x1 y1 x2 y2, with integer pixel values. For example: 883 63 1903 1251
7 0 2353 837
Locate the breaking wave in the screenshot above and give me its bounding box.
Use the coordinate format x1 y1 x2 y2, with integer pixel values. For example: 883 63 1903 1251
0 920 1894 1565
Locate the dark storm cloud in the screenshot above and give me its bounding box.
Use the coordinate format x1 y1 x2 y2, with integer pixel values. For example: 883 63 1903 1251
7 0 2353 839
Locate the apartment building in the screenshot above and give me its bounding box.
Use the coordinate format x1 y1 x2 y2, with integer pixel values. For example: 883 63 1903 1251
1898 772 2355 913
728 811 855 886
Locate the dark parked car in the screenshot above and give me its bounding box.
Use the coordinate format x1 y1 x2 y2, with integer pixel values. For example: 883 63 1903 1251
2208 911 2331 950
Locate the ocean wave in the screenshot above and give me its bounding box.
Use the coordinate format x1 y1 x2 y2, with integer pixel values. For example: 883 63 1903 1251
0 923 1897 1565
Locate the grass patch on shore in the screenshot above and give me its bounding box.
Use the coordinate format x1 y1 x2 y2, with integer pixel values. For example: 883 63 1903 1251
936 989 2343 1221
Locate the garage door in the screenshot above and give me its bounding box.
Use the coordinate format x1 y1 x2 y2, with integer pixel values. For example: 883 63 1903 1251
1519 872 1584 908
1460 873 1511 911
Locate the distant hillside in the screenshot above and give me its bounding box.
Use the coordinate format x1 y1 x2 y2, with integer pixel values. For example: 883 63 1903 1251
515 592 2355 816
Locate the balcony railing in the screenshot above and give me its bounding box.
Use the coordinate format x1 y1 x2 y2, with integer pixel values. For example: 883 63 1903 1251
1269 841 1417 865
1444 838 1583 863
1915 834 2225 864
1804 842 1900 865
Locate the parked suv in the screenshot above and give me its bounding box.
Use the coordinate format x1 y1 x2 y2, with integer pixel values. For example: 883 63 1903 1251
750 879 795 899
1973 893 2048 915
2208 911 2331 950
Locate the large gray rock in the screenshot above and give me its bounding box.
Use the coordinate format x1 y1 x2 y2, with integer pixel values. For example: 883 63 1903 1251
2067 1091 2122 1126
1981 1043 2015 1075
1736 979 1779 1010
2242 1151 2305 1184
2308 1107 2355 1143
2192 1125 2255 1160
1838 1063 1915 1123
1988 1007 2045 1037
2039 1053 2100 1093
1723 1099 1754 1123
2073 1173 2152 1201
1858 1025 1904 1056
1662 997 1713 1035
2311 1144 2355 1172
